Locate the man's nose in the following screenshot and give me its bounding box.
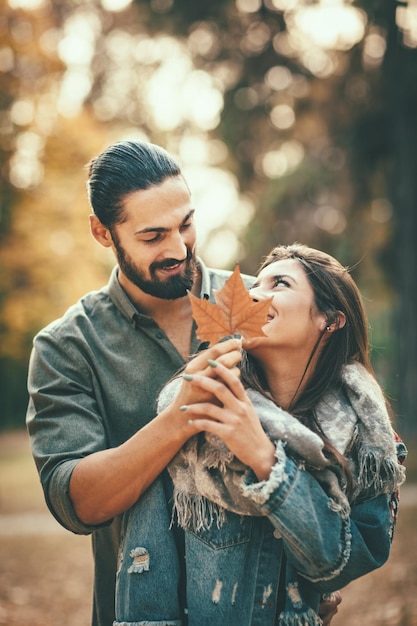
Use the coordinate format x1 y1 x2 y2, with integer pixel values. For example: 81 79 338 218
166 232 188 260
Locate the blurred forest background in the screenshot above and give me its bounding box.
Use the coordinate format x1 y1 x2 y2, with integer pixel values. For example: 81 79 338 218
0 0 416 438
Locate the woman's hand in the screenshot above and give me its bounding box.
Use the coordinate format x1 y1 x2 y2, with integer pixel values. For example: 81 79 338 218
180 359 276 481
185 337 243 377
174 337 243 409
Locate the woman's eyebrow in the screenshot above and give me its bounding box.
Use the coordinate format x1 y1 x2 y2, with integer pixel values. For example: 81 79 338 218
251 272 297 289
273 273 298 283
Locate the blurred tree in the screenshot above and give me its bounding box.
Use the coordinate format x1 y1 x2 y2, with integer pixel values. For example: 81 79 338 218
127 0 417 432
0 2 112 426
381 1 417 436
1 0 416 435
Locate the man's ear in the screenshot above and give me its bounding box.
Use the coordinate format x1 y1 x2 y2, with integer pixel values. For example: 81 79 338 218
89 214 113 248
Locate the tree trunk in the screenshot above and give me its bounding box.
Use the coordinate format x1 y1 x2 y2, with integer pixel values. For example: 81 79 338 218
384 1 417 435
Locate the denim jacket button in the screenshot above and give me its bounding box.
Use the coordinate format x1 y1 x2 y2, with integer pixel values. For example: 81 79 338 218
273 529 282 539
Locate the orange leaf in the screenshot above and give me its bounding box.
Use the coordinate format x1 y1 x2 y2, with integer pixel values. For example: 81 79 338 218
188 293 231 345
189 265 273 345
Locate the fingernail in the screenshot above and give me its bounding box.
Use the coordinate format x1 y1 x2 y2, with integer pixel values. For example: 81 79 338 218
180 405 188 411
183 374 194 381
207 359 218 367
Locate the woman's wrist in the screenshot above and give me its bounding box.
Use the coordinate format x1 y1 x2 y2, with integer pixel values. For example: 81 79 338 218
252 439 276 481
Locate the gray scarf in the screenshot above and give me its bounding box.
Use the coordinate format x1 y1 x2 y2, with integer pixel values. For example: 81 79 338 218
159 362 405 533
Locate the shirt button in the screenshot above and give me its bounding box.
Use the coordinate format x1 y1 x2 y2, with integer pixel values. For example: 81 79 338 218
273 529 282 539
155 331 164 339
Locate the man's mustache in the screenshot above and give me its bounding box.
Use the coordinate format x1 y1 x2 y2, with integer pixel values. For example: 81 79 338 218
151 249 193 271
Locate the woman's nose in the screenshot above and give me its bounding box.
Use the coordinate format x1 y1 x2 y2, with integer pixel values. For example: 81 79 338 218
249 286 267 302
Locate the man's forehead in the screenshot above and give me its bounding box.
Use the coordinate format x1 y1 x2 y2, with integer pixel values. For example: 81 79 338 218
120 178 193 229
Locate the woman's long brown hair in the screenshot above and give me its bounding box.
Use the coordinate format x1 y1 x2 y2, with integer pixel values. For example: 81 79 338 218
240 243 378 495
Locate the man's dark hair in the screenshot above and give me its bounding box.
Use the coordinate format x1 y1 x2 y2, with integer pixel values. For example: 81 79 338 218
87 140 183 228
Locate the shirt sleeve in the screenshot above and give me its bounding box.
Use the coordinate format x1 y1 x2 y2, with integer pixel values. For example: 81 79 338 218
241 442 392 590
26 326 113 535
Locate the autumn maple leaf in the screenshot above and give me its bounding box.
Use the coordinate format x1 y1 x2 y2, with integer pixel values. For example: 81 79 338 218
188 265 272 345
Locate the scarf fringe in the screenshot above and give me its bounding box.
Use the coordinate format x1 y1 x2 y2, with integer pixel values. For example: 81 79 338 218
355 448 406 499
172 489 227 532
113 619 183 626
201 437 234 474
277 608 322 625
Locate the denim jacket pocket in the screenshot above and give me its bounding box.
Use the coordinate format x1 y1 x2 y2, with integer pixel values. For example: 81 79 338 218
188 513 252 550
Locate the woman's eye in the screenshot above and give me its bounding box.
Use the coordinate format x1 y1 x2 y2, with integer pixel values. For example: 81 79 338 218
273 277 290 288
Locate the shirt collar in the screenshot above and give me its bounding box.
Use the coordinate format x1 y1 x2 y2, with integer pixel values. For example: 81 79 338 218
108 266 140 326
198 257 212 300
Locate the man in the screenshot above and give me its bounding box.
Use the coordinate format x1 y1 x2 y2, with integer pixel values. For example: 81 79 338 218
26 140 341 625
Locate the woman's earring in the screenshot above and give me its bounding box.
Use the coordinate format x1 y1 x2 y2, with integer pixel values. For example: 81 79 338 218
326 325 331 331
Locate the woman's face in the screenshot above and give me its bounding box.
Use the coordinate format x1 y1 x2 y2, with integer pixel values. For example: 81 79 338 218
246 258 327 355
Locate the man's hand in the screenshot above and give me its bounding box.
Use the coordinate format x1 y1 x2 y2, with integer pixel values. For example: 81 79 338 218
319 591 342 625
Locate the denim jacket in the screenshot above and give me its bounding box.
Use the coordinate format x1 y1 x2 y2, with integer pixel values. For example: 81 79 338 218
114 446 396 626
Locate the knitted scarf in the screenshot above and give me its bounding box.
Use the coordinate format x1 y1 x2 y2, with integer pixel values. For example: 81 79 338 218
159 361 405 532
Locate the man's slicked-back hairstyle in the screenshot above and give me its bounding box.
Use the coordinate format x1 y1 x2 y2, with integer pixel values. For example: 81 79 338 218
87 140 183 229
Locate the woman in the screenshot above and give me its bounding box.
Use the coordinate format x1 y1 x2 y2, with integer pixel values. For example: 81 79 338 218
115 244 405 626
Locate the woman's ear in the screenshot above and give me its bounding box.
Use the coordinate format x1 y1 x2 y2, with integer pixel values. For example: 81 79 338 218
326 311 346 332
89 214 113 248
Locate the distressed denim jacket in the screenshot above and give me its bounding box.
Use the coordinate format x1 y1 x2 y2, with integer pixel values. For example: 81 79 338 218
114 446 396 626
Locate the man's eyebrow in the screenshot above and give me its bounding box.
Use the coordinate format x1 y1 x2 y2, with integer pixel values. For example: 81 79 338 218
181 209 195 224
135 209 195 235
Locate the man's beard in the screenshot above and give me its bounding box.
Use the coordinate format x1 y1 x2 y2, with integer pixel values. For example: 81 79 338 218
113 236 197 300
